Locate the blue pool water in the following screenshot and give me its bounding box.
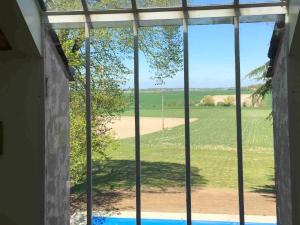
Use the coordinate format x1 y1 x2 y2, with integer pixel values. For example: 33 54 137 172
93 217 276 225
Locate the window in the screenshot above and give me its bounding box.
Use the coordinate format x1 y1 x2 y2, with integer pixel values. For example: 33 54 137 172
39 1 285 225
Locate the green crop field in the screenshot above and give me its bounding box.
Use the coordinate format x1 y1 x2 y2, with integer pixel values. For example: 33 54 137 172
84 89 274 195
124 88 271 110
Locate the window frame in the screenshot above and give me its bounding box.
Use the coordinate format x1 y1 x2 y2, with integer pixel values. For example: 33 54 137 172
41 1 287 224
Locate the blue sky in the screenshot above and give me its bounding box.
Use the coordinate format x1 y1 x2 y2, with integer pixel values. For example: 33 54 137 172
133 21 274 89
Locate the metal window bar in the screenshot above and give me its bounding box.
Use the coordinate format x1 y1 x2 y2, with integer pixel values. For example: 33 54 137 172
131 1 142 225
81 0 94 223
46 7 287 30
234 16 245 225
182 0 192 223
133 20 142 225
84 21 93 225
80 7 265 225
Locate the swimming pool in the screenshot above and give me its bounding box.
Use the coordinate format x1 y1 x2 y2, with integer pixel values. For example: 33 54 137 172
93 217 276 225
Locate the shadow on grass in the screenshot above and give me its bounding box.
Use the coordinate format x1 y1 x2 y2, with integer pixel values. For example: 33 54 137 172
70 188 135 214
73 160 207 193
71 160 207 212
252 175 276 198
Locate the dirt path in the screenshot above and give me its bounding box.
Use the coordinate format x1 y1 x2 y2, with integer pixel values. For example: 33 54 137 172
73 188 276 216
114 188 276 216
110 116 197 139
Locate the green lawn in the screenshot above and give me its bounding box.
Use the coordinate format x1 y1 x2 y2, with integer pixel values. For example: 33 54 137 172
74 89 275 194
106 107 274 190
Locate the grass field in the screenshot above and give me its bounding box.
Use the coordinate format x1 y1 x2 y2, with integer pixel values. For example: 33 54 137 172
87 89 274 194
125 88 272 110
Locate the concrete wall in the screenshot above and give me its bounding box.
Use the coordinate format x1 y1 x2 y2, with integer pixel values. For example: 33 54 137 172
0 27 70 225
44 29 70 225
0 55 44 225
287 47 300 225
16 0 42 54
0 2 45 225
289 0 300 50
0 0 41 57
273 22 300 225
272 31 293 225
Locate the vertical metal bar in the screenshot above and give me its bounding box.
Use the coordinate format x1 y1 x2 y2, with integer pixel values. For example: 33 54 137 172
183 17 192 225
234 16 245 225
161 90 165 130
130 1 141 224
133 20 141 225
85 22 93 225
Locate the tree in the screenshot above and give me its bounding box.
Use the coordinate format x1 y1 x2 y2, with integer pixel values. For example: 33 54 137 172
45 0 184 186
58 27 133 186
245 61 272 118
245 61 272 100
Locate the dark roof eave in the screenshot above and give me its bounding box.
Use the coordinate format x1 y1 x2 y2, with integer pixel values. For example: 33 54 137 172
266 16 285 78
48 28 76 81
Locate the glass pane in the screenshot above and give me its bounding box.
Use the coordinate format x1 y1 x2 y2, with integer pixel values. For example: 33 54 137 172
139 25 186 222
90 26 135 222
137 0 182 8
240 21 277 224
87 0 132 10
189 22 239 223
188 0 233 6
43 0 83 11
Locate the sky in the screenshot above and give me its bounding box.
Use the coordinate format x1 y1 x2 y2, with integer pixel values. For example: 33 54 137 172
127 21 275 89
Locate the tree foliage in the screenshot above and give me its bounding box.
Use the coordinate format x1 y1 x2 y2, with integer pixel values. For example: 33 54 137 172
46 0 184 186
139 26 183 85
246 61 272 119
245 61 272 100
